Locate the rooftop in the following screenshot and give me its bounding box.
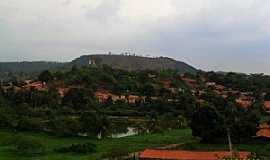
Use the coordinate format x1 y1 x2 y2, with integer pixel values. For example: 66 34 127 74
139 149 251 160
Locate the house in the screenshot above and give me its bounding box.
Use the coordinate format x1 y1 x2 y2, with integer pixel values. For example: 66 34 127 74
139 149 251 160
23 81 46 91
127 95 141 103
94 89 142 103
94 89 113 102
161 80 171 88
236 99 252 108
256 124 270 140
181 77 197 88
214 85 225 92
57 87 70 97
206 82 216 87
263 101 270 110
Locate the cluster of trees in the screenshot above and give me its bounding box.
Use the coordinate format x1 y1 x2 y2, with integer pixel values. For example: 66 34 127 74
0 85 110 137
190 91 261 143
206 72 270 94
39 65 187 97
1 64 265 145
0 65 193 137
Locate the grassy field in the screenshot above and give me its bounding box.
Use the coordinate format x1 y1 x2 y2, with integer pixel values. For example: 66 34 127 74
1 129 269 160
0 129 193 160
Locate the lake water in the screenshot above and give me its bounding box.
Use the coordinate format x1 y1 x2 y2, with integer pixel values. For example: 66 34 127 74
110 127 138 138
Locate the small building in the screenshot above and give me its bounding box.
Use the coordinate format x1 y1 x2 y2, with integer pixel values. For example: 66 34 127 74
236 99 252 108
206 82 216 87
215 85 225 92
139 149 251 160
256 124 270 141
23 81 46 91
181 77 197 88
263 101 270 110
94 89 113 102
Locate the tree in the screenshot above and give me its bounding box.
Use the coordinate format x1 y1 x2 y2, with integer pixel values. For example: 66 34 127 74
190 99 260 143
141 83 155 96
38 70 53 83
62 88 94 110
80 112 110 138
190 103 225 142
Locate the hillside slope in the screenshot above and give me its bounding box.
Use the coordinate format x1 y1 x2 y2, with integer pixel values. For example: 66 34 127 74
72 54 197 74
0 54 197 81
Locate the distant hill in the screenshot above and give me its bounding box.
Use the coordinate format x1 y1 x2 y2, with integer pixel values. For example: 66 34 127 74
72 54 197 74
0 54 197 81
0 61 66 73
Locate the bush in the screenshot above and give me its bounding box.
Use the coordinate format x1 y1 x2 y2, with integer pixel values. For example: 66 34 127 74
55 143 96 154
102 146 130 159
5 135 46 155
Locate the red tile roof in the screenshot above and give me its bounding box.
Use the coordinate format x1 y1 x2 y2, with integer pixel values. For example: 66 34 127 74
215 85 225 91
181 77 196 84
139 149 251 160
161 80 171 88
181 77 197 88
23 81 46 90
94 89 113 102
236 99 252 108
264 101 270 110
256 123 270 139
257 129 270 138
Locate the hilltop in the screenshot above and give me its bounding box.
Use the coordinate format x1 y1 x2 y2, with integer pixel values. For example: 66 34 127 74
0 54 197 81
72 54 197 74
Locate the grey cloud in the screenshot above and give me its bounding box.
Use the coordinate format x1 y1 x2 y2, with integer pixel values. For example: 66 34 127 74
0 0 270 74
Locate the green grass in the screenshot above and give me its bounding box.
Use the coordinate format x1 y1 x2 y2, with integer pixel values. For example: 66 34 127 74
1 129 269 160
0 129 193 160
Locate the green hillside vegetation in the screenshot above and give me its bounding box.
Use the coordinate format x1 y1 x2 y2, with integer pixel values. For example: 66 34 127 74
0 65 269 159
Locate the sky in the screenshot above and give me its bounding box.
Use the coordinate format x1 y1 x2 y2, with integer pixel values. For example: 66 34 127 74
1 0 270 74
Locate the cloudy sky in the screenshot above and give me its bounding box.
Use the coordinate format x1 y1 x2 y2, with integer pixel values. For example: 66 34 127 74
1 0 270 74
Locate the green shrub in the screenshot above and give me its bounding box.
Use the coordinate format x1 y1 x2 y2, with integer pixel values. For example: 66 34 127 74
102 146 130 159
55 143 96 154
5 135 46 155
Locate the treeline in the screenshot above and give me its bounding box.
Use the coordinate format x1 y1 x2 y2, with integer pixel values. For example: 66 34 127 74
0 65 266 144
0 65 194 137
206 72 270 94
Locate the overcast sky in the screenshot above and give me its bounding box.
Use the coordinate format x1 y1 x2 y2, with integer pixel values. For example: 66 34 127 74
1 0 270 74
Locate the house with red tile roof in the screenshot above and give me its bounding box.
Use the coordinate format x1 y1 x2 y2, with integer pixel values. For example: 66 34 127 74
263 101 270 110
139 149 251 160
94 89 143 103
23 81 46 91
57 87 70 97
236 99 252 108
94 89 114 102
256 124 270 140
181 77 197 88
214 85 225 92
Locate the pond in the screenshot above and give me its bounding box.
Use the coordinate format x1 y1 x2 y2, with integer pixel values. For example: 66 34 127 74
110 127 138 138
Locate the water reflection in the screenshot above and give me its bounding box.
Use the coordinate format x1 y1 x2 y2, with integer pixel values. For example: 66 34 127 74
110 127 138 138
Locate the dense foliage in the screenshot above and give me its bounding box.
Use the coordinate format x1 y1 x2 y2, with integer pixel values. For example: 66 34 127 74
0 65 192 137
0 65 266 145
